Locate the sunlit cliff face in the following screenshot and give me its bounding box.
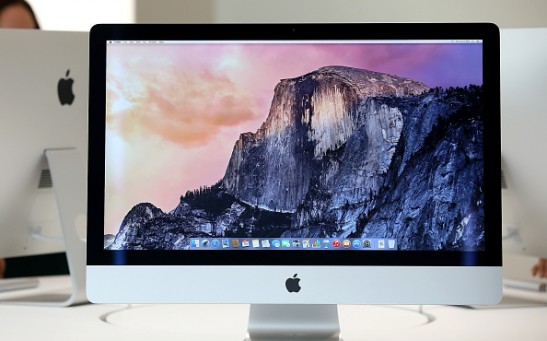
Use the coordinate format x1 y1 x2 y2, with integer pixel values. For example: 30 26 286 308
222 66 429 213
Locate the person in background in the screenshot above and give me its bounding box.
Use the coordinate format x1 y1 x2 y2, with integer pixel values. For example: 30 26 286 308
532 258 547 278
0 259 5 278
0 0 68 280
0 0 40 29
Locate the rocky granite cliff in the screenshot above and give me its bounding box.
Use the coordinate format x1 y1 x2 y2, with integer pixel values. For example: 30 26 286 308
105 66 484 251
222 66 428 213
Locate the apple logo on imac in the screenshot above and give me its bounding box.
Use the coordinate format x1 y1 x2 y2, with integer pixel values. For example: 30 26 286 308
285 274 301 293
58 69 75 105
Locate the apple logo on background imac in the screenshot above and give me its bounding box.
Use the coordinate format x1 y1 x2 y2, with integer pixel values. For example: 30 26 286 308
285 274 301 293
58 69 75 105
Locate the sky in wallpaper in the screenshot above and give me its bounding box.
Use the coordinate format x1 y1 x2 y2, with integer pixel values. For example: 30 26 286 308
104 42 482 234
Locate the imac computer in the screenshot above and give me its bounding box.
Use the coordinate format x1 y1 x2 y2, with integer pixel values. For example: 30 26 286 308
500 27 547 260
87 23 502 339
0 29 88 306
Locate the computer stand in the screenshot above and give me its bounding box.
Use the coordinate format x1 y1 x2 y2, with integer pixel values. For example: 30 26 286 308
0 148 87 306
245 304 342 341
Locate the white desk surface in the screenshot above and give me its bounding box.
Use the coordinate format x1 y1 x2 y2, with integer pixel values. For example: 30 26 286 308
0 276 546 341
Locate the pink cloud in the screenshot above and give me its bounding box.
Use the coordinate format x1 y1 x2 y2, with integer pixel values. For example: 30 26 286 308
107 55 259 147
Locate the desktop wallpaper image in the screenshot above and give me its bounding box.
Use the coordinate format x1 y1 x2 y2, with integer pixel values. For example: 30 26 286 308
104 42 485 251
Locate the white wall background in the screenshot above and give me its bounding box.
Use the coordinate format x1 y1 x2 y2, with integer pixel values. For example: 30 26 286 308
27 0 135 31
24 0 547 30
213 0 547 27
136 0 547 27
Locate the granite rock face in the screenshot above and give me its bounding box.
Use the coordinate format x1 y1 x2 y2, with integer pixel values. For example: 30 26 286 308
354 86 485 250
107 66 484 251
222 66 428 213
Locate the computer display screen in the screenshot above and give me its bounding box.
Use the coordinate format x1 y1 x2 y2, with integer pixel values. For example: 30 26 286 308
89 24 500 267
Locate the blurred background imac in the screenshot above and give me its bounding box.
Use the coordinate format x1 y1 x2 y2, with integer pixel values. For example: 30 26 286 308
87 23 501 339
500 28 547 261
0 29 88 306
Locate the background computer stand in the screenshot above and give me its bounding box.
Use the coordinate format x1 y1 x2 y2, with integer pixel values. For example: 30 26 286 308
245 304 342 341
0 148 87 306
45 148 87 306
